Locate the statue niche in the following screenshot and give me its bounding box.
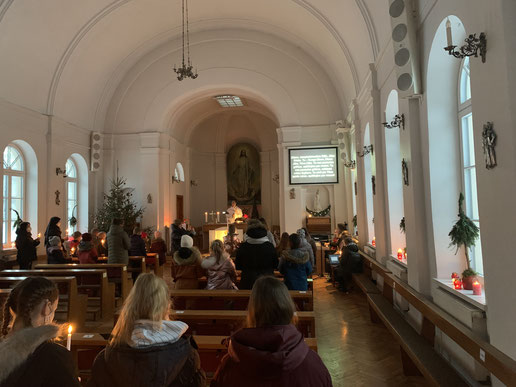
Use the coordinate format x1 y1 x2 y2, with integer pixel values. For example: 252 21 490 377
227 143 261 205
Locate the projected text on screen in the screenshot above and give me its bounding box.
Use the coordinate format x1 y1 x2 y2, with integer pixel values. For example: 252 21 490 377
289 147 338 185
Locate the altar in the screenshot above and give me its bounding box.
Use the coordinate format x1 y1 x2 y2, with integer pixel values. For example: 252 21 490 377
201 222 247 252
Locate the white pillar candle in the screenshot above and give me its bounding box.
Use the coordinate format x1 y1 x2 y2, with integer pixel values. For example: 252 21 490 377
446 19 453 47
216 212 220 223
67 324 72 351
204 212 208 223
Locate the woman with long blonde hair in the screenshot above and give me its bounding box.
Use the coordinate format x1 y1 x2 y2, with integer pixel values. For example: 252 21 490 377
212 276 332 387
201 239 238 290
88 273 205 387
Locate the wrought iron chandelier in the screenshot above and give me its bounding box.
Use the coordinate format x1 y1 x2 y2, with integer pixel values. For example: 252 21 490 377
173 0 198 81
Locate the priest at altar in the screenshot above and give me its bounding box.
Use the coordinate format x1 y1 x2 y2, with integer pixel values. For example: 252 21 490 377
226 201 243 223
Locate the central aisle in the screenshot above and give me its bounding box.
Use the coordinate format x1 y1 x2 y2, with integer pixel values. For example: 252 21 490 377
313 277 428 386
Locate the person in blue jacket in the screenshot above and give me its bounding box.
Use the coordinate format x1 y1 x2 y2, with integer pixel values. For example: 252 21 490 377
279 233 312 291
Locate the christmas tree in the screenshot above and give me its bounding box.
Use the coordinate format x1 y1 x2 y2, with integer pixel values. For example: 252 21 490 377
94 176 144 233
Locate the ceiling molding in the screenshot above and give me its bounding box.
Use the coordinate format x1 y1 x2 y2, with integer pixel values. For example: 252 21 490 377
355 0 379 60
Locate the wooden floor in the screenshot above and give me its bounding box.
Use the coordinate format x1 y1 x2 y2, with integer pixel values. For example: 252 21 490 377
313 277 428 387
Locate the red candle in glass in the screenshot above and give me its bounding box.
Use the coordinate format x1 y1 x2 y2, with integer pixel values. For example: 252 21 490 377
472 281 482 295
451 272 459 279
453 279 463 290
397 249 403 260
372 237 376 247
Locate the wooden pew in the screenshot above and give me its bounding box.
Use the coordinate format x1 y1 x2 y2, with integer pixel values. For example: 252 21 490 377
358 250 393 302
171 289 313 311
0 276 86 329
0 288 11 307
198 276 314 291
0 269 115 320
34 263 131 302
128 256 146 276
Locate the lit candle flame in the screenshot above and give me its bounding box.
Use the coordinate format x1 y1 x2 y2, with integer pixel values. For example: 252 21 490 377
66 229 70 235
37 233 41 238
68 324 73 334
11 242 15 248
101 239 105 246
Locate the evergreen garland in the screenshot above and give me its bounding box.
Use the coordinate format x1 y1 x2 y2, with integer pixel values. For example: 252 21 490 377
306 205 331 217
69 205 78 227
10 208 22 230
448 193 480 271
94 176 144 233
400 217 406 234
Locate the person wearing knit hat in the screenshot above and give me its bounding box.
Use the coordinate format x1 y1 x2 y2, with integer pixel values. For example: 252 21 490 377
296 229 315 268
171 235 205 289
47 236 67 264
78 232 98 264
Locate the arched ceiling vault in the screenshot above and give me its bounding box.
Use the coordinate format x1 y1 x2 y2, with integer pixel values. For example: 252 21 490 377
0 0 390 131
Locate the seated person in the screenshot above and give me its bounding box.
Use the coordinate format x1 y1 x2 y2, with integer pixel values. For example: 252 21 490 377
223 224 240 257
336 237 362 292
171 235 205 289
279 233 312 291
96 231 108 257
88 273 206 386
211 276 332 387
78 232 98 264
46 236 67 264
201 240 238 290
69 231 82 257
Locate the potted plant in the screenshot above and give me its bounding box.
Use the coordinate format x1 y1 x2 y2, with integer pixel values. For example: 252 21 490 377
448 193 480 290
69 205 78 228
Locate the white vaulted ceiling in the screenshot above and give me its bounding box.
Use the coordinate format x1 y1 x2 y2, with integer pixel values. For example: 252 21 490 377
0 0 391 133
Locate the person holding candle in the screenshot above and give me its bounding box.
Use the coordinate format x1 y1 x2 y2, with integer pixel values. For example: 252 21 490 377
15 222 40 270
0 277 80 387
97 231 108 257
87 273 206 387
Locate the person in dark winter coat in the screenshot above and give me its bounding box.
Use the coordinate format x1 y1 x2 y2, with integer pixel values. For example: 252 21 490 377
211 276 332 387
129 227 147 257
171 219 195 253
47 236 67 264
150 231 167 266
87 273 206 387
296 228 315 268
78 233 98 264
44 216 62 248
337 237 363 292
235 221 278 290
171 235 205 289
15 222 40 269
201 240 238 290
0 277 80 387
107 219 130 264
279 234 312 291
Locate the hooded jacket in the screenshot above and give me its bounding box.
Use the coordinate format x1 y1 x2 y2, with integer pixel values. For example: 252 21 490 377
296 229 315 268
78 240 98 264
0 325 80 387
339 242 362 274
211 325 332 387
107 224 130 264
235 225 278 290
201 254 238 290
279 249 312 291
171 247 205 289
15 222 40 268
87 320 206 387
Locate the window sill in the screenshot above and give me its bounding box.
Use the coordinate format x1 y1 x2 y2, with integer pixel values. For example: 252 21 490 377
433 278 486 311
389 255 407 267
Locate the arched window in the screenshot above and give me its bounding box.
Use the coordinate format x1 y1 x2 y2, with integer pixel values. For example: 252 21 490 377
363 124 375 245
175 162 185 182
2 145 24 245
458 57 483 274
65 158 78 233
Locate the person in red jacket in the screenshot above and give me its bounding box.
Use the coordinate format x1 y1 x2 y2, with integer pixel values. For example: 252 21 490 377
78 233 98 264
150 231 167 266
211 276 333 387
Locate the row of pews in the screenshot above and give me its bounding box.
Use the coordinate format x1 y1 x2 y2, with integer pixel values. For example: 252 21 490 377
0 257 317 386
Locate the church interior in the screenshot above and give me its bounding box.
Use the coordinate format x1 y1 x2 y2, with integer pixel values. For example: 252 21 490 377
1 0 516 386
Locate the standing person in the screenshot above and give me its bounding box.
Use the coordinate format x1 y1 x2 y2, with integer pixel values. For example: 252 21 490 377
46 236 67 264
235 221 278 290
259 218 276 247
296 229 315 268
87 273 206 387
0 277 80 387
279 234 312 291
336 237 362 292
276 232 290 256
150 231 167 266
44 217 62 248
171 235 205 289
78 233 98 264
201 240 238 290
171 219 195 253
129 227 147 257
15 222 40 269
107 218 130 264
97 232 108 257
226 201 243 224
211 276 332 387
302 228 318 260
223 224 240 257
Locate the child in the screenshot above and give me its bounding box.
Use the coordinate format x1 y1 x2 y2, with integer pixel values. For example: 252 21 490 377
47 236 67 264
78 233 98 264
201 240 238 290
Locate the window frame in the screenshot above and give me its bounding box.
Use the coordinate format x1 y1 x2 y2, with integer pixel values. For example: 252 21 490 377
65 158 78 234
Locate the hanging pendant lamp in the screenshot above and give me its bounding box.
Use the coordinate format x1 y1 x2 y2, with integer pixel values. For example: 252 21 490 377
173 0 198 81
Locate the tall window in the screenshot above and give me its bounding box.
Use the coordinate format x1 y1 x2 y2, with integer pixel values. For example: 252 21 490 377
458 57 483 274
65 158 78 233
3 145 24 245
363 124 375 245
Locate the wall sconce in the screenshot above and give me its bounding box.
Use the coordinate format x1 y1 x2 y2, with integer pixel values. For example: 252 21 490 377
444 19 486 63
382 114 405 130
172 176 180 183
358 145 373 158
190 179 198 187
272 174 280 184
289 188 296 199
343 160 356 169
56 167 67 177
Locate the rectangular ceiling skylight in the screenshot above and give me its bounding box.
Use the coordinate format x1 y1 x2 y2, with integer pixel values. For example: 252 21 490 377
214 95 244 107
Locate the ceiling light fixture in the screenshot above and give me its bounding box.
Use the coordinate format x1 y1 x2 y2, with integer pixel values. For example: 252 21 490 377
173 0 198 81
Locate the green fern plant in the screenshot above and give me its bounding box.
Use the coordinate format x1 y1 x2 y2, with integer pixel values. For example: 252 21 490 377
69 205 78 227
10 208 23 230
448 193 480 271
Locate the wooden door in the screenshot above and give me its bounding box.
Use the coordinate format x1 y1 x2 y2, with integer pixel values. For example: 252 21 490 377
176 195 184 220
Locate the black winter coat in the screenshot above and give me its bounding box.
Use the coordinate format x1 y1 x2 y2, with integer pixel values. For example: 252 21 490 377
47 247 67 264
171 225 194 252
235 227 278 290
44 217 62 247
15 232 40 267
87 336 205 387
129 234 147 257
338 243 362 274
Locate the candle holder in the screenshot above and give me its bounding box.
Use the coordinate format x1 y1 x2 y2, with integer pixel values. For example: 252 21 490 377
444 33 487 63
382 114 405 130
358 145 373 158
453 279 463 290
343 159 356 169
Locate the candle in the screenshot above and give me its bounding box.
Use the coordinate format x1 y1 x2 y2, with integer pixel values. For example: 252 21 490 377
216 211 220 223
472 281 482 295
372 237 376 247
204 212 208 223
37 233 41 238
446 18 453 47
66 229 70 236
101 239 105 246
67 324 73 351
453 279 463 290
397 248 403 260
451 272 459 279
71 247 75 255
11 242 15 249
